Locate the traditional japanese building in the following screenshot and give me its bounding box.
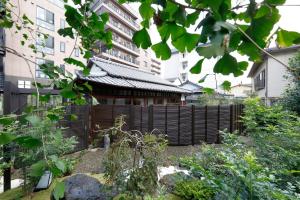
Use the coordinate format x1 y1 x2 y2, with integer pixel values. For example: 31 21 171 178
76 57 189 106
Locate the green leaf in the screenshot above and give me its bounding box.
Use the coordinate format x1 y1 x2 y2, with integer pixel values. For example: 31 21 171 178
58 27 74 39
255 5 270 19
15 136 42 148
172 32 199 52
53 182 65 200
132 28 152 49
186 11 199 27
203 87 215 95
100 13 109 23
190 59 204 74
70 114 78 121
55 160 66 173
139 2 155 20
276 29 300 47
47 113 60 121
29 160 47 177
213 53 248 76
60 84 77 99
64 58 86 69
0 114 17 125
26 115 41 127
198 74 209 83
0 133 16 145
157 22 186 41
266 0 286 5
151 42 171 60
221 80 231 91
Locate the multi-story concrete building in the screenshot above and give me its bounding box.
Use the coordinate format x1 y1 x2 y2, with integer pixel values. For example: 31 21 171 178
91 0 161 73
1 0 85 90
248 45 300 105
163 49 196 84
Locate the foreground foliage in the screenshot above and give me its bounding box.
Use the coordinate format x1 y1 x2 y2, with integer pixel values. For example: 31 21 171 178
176 98 300 200
281 52 300 115
102 116 168 198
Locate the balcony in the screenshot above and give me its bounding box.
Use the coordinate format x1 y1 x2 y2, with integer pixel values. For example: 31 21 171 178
47 0 64 8
36 18 55 31
36 45 54 55
106 22 133 40
0 28 5 55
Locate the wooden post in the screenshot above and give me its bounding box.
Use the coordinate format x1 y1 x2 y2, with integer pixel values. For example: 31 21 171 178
129 105 135 130
230 105 233 133
178 105 180 145
3 82 12 191
205 105 208 143
217 105 220 143
165 105 168 136
191 105 195 145
148 105 153 132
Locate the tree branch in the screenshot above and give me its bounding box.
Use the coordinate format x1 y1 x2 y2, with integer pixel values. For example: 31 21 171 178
235 25 293 71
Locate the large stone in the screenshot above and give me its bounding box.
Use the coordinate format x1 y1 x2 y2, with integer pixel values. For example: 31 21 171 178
61 174 114 200
159 172 193 193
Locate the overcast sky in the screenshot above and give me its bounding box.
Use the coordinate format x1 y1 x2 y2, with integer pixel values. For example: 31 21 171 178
129 0 300 88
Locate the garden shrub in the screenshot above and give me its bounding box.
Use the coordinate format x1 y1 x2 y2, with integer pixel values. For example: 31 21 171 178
176 99 300 199
174 180 215 200
102 115 168 198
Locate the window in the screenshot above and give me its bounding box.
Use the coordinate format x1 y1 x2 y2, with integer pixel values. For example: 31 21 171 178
36 34 54 54
74 48 80 57
181 73 187 82
254 70 265 91
133 98 144 106
182 61 188 69
36 58 54 78
36 6 55 31
182 53 186 58
60 19 65 29
60 42 65 52
144 61 148 68
154 98 164 105
18 80 31 89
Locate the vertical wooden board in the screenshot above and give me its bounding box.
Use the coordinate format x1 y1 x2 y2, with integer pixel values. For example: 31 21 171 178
219 105 231 132
133 106 142 131
91 105 113 129
153 105 166 134
179 106 192 145
194 106 206 144
113 105 130 130
166 105 179 145
207 106 218 143
141 107 148 133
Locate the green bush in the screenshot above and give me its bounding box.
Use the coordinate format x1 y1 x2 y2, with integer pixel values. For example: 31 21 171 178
174 180 215 200
176 98 300 199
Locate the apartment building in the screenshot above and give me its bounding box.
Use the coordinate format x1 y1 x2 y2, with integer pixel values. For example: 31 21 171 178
91 0 161 73
0 0 84 91
248 45 300 105
163 49 194 84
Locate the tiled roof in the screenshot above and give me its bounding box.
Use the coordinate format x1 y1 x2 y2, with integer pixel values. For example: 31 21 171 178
77 58 190 94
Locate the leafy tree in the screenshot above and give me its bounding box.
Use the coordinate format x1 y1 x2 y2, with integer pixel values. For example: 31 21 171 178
281 52 300 114
129 0 300 83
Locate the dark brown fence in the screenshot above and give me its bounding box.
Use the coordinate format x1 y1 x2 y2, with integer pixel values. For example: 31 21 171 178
90 104 244 145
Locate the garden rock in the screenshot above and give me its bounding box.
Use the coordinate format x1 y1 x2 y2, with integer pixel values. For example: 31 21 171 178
60 174 115 200
159 172 193 193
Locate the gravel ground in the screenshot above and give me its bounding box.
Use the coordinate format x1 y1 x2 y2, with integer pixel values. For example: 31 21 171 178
73 145 201 174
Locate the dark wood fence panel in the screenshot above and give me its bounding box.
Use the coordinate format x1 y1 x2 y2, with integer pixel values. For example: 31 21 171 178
194 106 206 144
62 105 90 152
166 106 179 145
206 106 218 143
90 104 244 146
153 106 166 134
179 106 192 145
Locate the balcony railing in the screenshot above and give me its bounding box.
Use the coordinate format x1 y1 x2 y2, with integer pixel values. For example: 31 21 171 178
106 48 139 65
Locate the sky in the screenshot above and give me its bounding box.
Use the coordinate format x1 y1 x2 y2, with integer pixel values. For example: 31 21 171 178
129 0 300 88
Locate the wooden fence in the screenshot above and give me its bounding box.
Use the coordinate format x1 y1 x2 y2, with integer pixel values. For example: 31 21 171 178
90 104 244 145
